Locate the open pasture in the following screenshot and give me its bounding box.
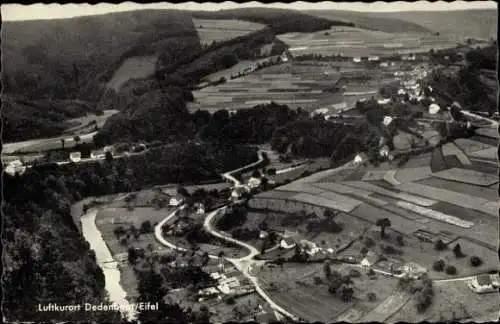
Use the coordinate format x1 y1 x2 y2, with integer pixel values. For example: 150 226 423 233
416 177 498 201
388 280 500 323
193 18 265 45
454 138 495 154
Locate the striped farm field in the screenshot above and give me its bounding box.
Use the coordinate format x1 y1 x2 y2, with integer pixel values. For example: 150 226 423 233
454 138 495 154
313 182 389 206
395 201 474 228
290 192 362 213
416 177 498 201
343 181 437 207
441 143 471 165
395 182 496 216
394 166 433 183
468 147 497 160
432 168 498 187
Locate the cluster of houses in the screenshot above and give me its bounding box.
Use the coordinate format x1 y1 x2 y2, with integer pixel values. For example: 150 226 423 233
468 274 500 294
197 265 255 301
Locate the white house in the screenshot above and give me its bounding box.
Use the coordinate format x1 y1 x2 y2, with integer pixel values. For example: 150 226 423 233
468 274 500 294
368 55 380 61
69 152 82 163
210 272 222 280
196 204 205 215
379 62 389 68
353 154 364 165
313 108 329 116
360 253 379 267
383 116 393 126
428 103 441 115
247 177 262 189
169 197 184 207
5 160 27 176
198 287 219 297
401 262 427 279
217 277 240 295
379 145 390 158
259 231 269 239
397 89 406 95
378 98 391 105
280 237 296 249
353 57 362 63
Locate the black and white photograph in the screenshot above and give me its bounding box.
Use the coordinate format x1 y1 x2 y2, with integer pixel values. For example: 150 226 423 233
2 1 499 323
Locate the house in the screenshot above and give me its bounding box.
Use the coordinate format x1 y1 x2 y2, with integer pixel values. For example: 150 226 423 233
383 116 393 126
247 177 262 189
401 262 427 279
428 103 441 115
210 272 222 280
353 154 364 165
379 145 390 157
360 253 379 267
217 277 240 295
90 150 105 159
378 98 391 105
5 160 27 176
368 55 380 61
198 287 219 297
196 204 205 215
259 231 269 239
353 57 361 63
379 62 389 67
313 108 329 116
69 152 82 163
169 197 184 207
468 274 500 294
397 89 406 95
280 237 296 249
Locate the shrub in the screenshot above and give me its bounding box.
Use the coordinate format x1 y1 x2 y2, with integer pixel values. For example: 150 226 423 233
434 239 447 251
364 237 376 248
338 285 354 302
469 256 483 267
432 259 445 272
367 269 375 276
313 276 323 285
360 247 369 255
381 244 401 254
396 235 405 246
445 265 457 275
225 296 235 305
367 292 377 301
267 168 276 175
348 269 361 278
140 220 153 234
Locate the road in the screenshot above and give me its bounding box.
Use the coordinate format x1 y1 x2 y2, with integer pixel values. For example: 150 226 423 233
461 110 499 127
221 150 266 187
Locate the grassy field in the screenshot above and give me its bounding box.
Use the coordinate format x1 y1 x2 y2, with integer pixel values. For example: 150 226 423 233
193 18 266 45
432 168 497 187
388 279 499 322
64 109 119 134
96 206 174 256
107 55 158 92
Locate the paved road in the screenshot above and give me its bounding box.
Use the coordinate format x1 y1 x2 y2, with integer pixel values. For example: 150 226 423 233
461 110 499 127
221 150 266 187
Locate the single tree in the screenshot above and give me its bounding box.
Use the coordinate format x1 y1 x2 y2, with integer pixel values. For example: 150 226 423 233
323 260 332 278
432 259 445 272
367 292 377 301
375 218 391 238
73 135 81 146
434 239 447 251
445 265 457 275
469 256 483 267
60 138 65 149
452 243 465 258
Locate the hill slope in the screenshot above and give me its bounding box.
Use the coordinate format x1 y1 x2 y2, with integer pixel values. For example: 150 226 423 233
1 9 200 101
374 9 497 40
306 10 433 34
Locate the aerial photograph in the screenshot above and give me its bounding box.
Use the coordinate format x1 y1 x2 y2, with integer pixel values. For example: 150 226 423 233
2 1 499 323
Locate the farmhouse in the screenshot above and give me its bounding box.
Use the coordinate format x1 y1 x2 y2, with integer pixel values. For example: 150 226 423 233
401 262 427 279
353 57 362 63
361 252 379 267
378 98 391 105
69 152 82 163
90 150 105 159
468 274 500 294
259 231 269 239
169 196 184 207
247 177 261 189
217 276 241 295
368 55 380 61
5 160 27 176
280 237 296 249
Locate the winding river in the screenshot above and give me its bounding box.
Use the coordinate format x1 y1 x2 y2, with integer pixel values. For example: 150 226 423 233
80 209 136 320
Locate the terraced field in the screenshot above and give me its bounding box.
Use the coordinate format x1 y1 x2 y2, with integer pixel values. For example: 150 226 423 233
277 26 457 57
193 18 266 45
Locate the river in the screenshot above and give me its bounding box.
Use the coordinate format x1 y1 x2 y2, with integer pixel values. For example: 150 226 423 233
80 209 136 320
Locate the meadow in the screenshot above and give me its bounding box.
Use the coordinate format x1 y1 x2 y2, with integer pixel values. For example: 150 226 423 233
193 18 266 45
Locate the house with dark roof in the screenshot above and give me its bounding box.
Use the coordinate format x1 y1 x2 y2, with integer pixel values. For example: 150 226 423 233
280 237 296 250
